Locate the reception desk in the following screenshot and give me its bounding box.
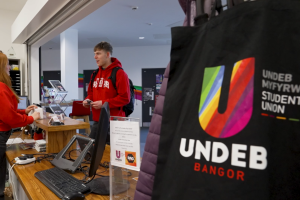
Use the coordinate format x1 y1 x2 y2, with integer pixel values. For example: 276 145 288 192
6 144 110 200
6 132 139 200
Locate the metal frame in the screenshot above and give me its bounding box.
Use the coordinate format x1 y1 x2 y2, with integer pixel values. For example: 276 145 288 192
51 135 94 173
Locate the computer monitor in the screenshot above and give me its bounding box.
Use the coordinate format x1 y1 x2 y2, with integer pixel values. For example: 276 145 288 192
82 102 130 195
18 96 29 109
52 102 129 195
88 102 110 176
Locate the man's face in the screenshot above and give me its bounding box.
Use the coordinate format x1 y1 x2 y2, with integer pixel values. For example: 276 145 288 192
94 49 109 67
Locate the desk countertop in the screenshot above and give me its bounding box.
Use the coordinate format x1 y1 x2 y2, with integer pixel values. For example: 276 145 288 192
35 113 90 132
6 132 138 200
6 144 110 200
6 131 110 200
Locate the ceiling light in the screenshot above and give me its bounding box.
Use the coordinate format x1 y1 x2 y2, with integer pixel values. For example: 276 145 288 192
139 37 145 39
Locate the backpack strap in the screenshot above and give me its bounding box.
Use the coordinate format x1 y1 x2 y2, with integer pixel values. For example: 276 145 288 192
90 68 99 90
108 67 122 91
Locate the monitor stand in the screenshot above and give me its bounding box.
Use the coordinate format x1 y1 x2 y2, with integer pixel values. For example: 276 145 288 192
87 167 130 195
51 135 94 173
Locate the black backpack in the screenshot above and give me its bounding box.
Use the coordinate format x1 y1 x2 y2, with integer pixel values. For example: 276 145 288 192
90 67 135 117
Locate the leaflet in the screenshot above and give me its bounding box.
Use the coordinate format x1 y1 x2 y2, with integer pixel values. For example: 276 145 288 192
110 120 140 171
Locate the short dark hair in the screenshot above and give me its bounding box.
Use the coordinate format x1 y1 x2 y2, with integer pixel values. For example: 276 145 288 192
94 41 113 55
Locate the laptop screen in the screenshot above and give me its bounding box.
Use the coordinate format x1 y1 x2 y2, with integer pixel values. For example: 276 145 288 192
18 96 28 110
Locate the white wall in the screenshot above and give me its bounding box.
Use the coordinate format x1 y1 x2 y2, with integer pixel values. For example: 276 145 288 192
0 8 27 96
41 45 171 124
41 49 61 72
60 29 79 101
30 46 40 104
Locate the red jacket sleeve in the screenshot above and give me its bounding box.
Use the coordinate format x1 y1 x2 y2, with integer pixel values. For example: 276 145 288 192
17 109 26 114
105 70 130 108
85 74 94 101
0 90 34 128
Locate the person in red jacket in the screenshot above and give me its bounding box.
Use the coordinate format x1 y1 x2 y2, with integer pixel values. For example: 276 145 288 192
83 42 130 139
0 53 40 199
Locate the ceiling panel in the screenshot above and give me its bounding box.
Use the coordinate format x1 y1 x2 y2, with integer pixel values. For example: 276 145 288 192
42 0 185 49
0 0 27 12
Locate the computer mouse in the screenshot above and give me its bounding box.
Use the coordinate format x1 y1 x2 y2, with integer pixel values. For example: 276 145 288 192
61 192 85 200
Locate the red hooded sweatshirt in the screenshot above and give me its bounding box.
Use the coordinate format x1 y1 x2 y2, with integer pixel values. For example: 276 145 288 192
0 82 34 131
85 58 130 121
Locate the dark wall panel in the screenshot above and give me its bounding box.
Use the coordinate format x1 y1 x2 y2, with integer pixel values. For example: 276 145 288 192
43 71 61 88
142 68 165 127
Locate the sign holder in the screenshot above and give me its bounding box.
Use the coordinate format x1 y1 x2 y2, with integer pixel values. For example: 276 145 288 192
109 116 140 200
48 80 69 115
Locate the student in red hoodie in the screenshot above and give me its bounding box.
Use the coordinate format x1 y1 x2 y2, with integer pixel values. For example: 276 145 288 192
83 42 130 140
0 53 40 199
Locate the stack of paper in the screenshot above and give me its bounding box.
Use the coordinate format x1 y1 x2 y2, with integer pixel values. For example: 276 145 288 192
35 140 46 152
24 139 36 143
6 138 24 145
19 143 35 150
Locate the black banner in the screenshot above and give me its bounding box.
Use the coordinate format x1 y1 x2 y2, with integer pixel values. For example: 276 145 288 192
152 0 300 199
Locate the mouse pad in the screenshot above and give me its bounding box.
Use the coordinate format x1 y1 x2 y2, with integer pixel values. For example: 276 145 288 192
87 177 130 195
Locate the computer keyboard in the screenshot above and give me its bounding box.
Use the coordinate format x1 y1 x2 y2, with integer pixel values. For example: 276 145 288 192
35 167 90 198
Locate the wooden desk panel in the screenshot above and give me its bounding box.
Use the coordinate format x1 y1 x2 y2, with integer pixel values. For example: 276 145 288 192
34 113 90 153
46 130 76 153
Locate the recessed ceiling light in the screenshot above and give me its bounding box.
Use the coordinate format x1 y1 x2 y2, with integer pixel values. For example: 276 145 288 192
139 37 145 39
49 48 52 49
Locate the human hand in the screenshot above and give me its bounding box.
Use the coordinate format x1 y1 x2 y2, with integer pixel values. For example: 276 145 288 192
91 100 102 109
83 100 90 108
25 105 38 114
31 112 40 120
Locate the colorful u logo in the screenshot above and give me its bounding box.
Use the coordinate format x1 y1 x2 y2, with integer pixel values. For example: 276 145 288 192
199 58 255 138
116 150 121 158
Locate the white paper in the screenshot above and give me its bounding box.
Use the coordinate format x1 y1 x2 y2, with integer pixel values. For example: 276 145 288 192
110 120 140 171
24 139 36 143
6 138 24 144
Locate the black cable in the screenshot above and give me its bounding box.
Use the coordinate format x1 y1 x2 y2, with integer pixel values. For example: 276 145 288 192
35 154 57 163
79 166 90 182
100 161 110 168
33 148 110 182
78 165 89 174
96 168 109 176
68 149 80 161
79 166 109 183
121 168 132 177
126 171 132 177
84 175 95 184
